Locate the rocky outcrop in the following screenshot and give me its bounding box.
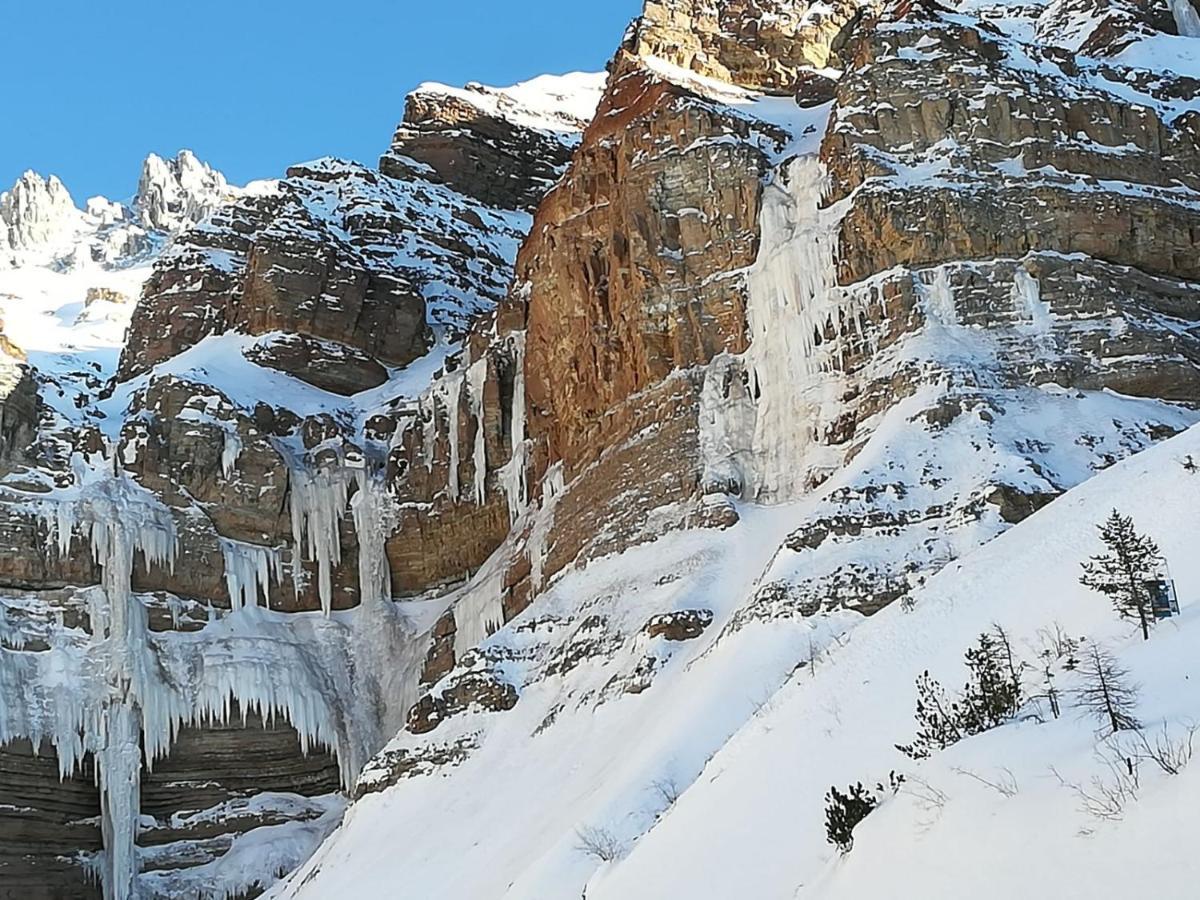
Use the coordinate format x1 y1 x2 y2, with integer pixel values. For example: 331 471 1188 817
522 53 786 473
381 74 605 212
624 0 862 90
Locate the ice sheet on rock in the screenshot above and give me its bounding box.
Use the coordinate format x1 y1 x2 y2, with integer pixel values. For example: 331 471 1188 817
528 462 566 593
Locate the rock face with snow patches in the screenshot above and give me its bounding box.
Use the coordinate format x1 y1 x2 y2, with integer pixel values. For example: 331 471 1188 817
1 2 1200 899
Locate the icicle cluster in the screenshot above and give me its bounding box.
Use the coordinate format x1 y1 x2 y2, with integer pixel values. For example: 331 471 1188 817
288 466 353 616
219 537 284 612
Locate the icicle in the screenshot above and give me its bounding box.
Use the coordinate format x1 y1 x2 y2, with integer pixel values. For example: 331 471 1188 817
288 465 352 616
498 333 529 523
219 537 283 611
467 357 489 505
221 427 243 478
350 466 396 608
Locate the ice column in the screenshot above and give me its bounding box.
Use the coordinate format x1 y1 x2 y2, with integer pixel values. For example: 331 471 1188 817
467 357 489 505
498 333 529 523
742 155 841 501
1173 0 1200 36
350 466 396 608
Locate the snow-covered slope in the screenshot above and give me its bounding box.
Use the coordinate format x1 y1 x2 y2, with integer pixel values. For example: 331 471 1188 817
276 417 1200 900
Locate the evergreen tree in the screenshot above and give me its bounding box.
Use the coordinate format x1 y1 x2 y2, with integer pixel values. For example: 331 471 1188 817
1080 510 1162 641
824 782 878 853
1073 644 1140 735
897 629 1024 759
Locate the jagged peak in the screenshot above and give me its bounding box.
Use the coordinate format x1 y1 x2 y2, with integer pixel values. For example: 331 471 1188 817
134 148 234 232
0 169 81 254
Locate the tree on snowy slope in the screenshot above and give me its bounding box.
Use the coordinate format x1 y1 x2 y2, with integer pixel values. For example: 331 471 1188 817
1074 644 1141 736
1080 510 1162 641
824 773 905 852
897 628 1024 759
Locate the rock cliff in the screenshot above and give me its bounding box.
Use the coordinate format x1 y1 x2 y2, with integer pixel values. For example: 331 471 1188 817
1 1 1199 898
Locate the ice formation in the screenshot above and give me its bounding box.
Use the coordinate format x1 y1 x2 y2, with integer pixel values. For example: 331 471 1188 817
528 462 565 592
288 465 353 615
220 537 285 612
467 357 489 504
1011 266 1053 342
1173 0 1200 37
498 332 529 523
1 449 428 898
27 455 179 899
221 427 243 478
350 466 396 608
741 155 845 501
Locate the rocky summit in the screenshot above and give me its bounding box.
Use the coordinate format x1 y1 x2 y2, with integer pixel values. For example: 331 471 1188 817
1 3 1199 899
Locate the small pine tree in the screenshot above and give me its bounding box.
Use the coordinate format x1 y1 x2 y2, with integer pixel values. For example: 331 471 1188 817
959 629 1023 733
1073 644 1140 736
824 782 878 853
896 670 964 759
897 629 1024 759
1080 510 1162 641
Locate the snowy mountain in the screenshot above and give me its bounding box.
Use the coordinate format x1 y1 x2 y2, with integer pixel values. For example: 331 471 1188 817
1 2 1199 900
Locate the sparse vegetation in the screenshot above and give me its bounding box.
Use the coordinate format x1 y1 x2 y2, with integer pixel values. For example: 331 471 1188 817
824 773 904 853
574 825 624 863
1073 644 1140 736
897 627 1024 759
1080 510 1163 641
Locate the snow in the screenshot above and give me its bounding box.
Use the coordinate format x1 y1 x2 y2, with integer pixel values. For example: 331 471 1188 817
593 424 1200 900
410 72 607 137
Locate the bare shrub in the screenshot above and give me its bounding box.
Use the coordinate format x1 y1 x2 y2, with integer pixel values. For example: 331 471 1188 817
651 777 682 807
1052 745 1140 822
1122 722 1197 776
575 825 624 863
952 766 1019 797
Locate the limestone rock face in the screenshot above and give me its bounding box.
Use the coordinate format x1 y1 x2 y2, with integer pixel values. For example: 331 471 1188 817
625 0 863 90
522 53 783 472
381 73 606 212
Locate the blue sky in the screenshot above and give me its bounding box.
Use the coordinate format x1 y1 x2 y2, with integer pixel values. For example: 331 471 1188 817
4 0 643 203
